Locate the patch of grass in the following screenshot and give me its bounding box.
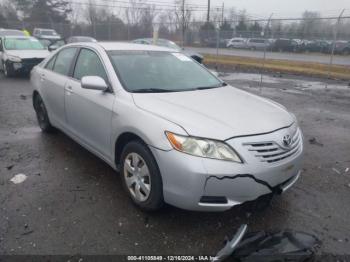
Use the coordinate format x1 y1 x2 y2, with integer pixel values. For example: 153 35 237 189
204 54 350 80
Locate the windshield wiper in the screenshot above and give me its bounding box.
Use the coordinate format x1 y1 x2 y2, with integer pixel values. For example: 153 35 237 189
132 88 177 93
194 82 228 90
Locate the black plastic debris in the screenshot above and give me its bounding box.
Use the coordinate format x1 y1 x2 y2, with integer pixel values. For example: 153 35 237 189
233 230 320 262
308 137 324 147
213 226 320 262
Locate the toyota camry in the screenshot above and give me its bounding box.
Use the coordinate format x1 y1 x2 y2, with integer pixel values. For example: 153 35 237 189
30 42 303 211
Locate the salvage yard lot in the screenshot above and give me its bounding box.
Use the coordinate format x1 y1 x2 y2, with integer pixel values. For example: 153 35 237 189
0 72 350 255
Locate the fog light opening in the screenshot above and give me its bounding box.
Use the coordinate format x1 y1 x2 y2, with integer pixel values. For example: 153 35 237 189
200 196 228 204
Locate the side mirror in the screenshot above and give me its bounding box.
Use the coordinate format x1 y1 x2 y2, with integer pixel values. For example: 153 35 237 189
48 45 58 52
81 76 108 91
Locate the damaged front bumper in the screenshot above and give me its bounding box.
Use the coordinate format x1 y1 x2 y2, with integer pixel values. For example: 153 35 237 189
150 128 303 212
5 59 44 75
199 171 301 209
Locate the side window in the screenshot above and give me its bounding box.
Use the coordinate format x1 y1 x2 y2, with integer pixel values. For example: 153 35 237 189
52 47 77 76
0 39 3 51
73 48 108 82
45 55 57 71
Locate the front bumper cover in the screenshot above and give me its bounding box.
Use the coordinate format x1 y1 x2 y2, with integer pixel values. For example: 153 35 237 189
151 143 303 212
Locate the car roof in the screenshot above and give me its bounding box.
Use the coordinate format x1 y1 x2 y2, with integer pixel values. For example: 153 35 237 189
34 28 56 31
2 35 34 39
0 29 26 36
67 42 177 52
135 38 172 42
70 36 95 39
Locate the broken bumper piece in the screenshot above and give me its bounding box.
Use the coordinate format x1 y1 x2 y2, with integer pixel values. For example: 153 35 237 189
213 225 320 262
212 224 248 262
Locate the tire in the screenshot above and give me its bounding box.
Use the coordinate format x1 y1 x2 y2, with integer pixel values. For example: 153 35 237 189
3 61 14 77
120 140 164 211
33 94 55 133
343 49 350 56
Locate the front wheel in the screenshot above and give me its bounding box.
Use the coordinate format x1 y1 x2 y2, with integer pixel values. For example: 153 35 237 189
3 61 14 77
120 141 164 211
33 94 55 133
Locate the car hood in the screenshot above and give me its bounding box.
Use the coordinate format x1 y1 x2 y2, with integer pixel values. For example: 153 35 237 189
132 86 294 140
6 50 50 59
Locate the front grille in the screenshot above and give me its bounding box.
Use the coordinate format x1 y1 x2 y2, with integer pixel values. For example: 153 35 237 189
243 128 301 163
22 58 44 66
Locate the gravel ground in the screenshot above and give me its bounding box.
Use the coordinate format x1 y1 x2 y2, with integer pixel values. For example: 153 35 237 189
0 72 349 256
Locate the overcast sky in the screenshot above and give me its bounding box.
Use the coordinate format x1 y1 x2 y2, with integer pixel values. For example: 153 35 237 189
156 0 349 18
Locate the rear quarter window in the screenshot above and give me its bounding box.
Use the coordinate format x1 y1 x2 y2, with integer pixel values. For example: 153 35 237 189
45 55 57 71
52 47 78 76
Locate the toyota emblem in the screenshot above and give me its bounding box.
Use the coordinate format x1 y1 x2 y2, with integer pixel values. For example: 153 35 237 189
283 134 292 147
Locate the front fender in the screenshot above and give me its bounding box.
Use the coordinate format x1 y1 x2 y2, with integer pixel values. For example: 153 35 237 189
111 95 187 154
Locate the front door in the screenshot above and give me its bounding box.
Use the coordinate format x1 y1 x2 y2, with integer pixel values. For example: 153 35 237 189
64 48 114 160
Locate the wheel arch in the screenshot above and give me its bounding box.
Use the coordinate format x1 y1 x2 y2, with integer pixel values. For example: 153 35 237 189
114 132 149 168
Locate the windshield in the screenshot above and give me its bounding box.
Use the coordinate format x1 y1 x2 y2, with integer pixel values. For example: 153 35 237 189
38 39 51 48
108 51 221 93
4 38 45 50
156 39 181 51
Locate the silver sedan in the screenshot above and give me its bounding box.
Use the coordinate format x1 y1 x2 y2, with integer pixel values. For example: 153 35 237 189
30 42 303 211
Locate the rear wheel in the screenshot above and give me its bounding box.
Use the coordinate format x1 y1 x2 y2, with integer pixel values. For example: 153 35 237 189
33 94 55 133
120 141 164 211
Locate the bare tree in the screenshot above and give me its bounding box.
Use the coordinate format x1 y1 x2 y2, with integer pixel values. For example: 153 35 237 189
124 0 144 26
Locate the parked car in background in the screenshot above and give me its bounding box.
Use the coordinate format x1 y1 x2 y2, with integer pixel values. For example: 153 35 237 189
0 29 26 37
226 38 247 49
201 37 227 48
66 36 97 44
132 38 204 64
305 40 331 53
246 38 272 51
273 39 300 52
39 39 66 52
0 36 50 77
31 42 303 212
33 28 62 41
333 41 350 55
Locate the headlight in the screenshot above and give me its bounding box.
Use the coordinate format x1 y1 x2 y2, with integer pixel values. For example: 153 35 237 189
7 55 22 62
165 132 242 163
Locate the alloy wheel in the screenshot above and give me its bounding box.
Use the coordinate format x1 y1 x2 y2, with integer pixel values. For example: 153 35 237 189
123 152 151 202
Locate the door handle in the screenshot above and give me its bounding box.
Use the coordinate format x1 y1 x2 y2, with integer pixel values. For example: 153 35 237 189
40 74 45 81
65 85 73 95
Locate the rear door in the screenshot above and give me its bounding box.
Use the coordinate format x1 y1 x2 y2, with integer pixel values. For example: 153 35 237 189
64 47 115 159
40 47 78 129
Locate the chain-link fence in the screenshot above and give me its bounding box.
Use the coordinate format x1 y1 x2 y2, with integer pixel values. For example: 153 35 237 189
3 11 350 80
